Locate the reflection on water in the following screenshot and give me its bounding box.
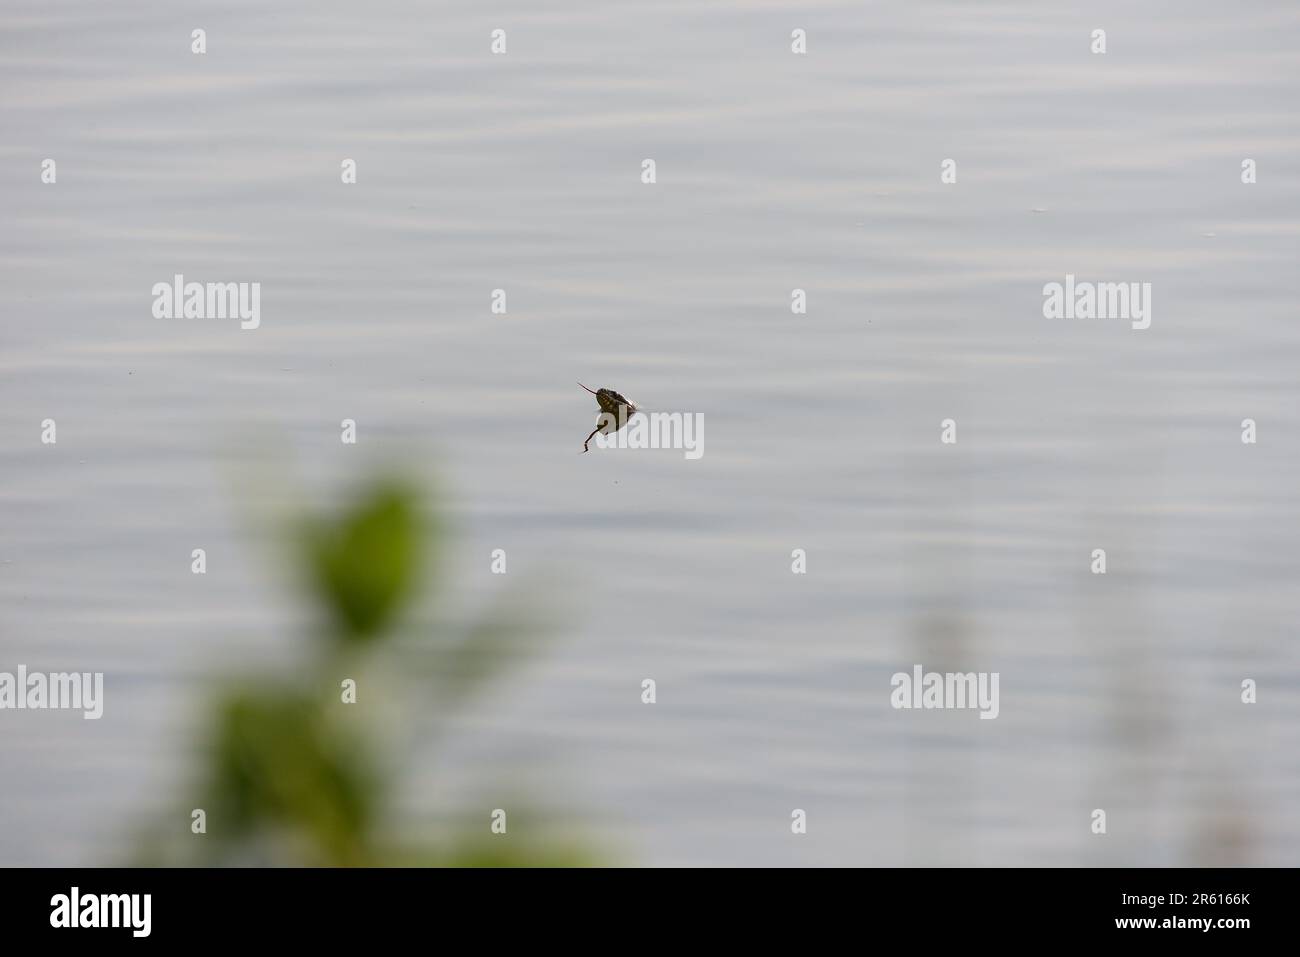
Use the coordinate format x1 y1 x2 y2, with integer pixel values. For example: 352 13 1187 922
2 0 1298 865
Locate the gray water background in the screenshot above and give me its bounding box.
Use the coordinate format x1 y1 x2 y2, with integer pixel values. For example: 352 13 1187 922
2 0 1298 865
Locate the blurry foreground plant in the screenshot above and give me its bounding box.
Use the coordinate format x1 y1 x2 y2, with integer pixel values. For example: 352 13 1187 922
137 474 597 866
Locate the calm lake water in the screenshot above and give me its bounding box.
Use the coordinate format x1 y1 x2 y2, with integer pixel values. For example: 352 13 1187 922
2 0 1298 865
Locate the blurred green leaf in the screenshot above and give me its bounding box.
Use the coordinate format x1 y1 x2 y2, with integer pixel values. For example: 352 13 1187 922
208 688 376 865
138 467 601 867
303 481 424 642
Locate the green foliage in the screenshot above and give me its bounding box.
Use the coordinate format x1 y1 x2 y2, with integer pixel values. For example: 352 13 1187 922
137 473 596 867
302 481 424 642
207 688 376 866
